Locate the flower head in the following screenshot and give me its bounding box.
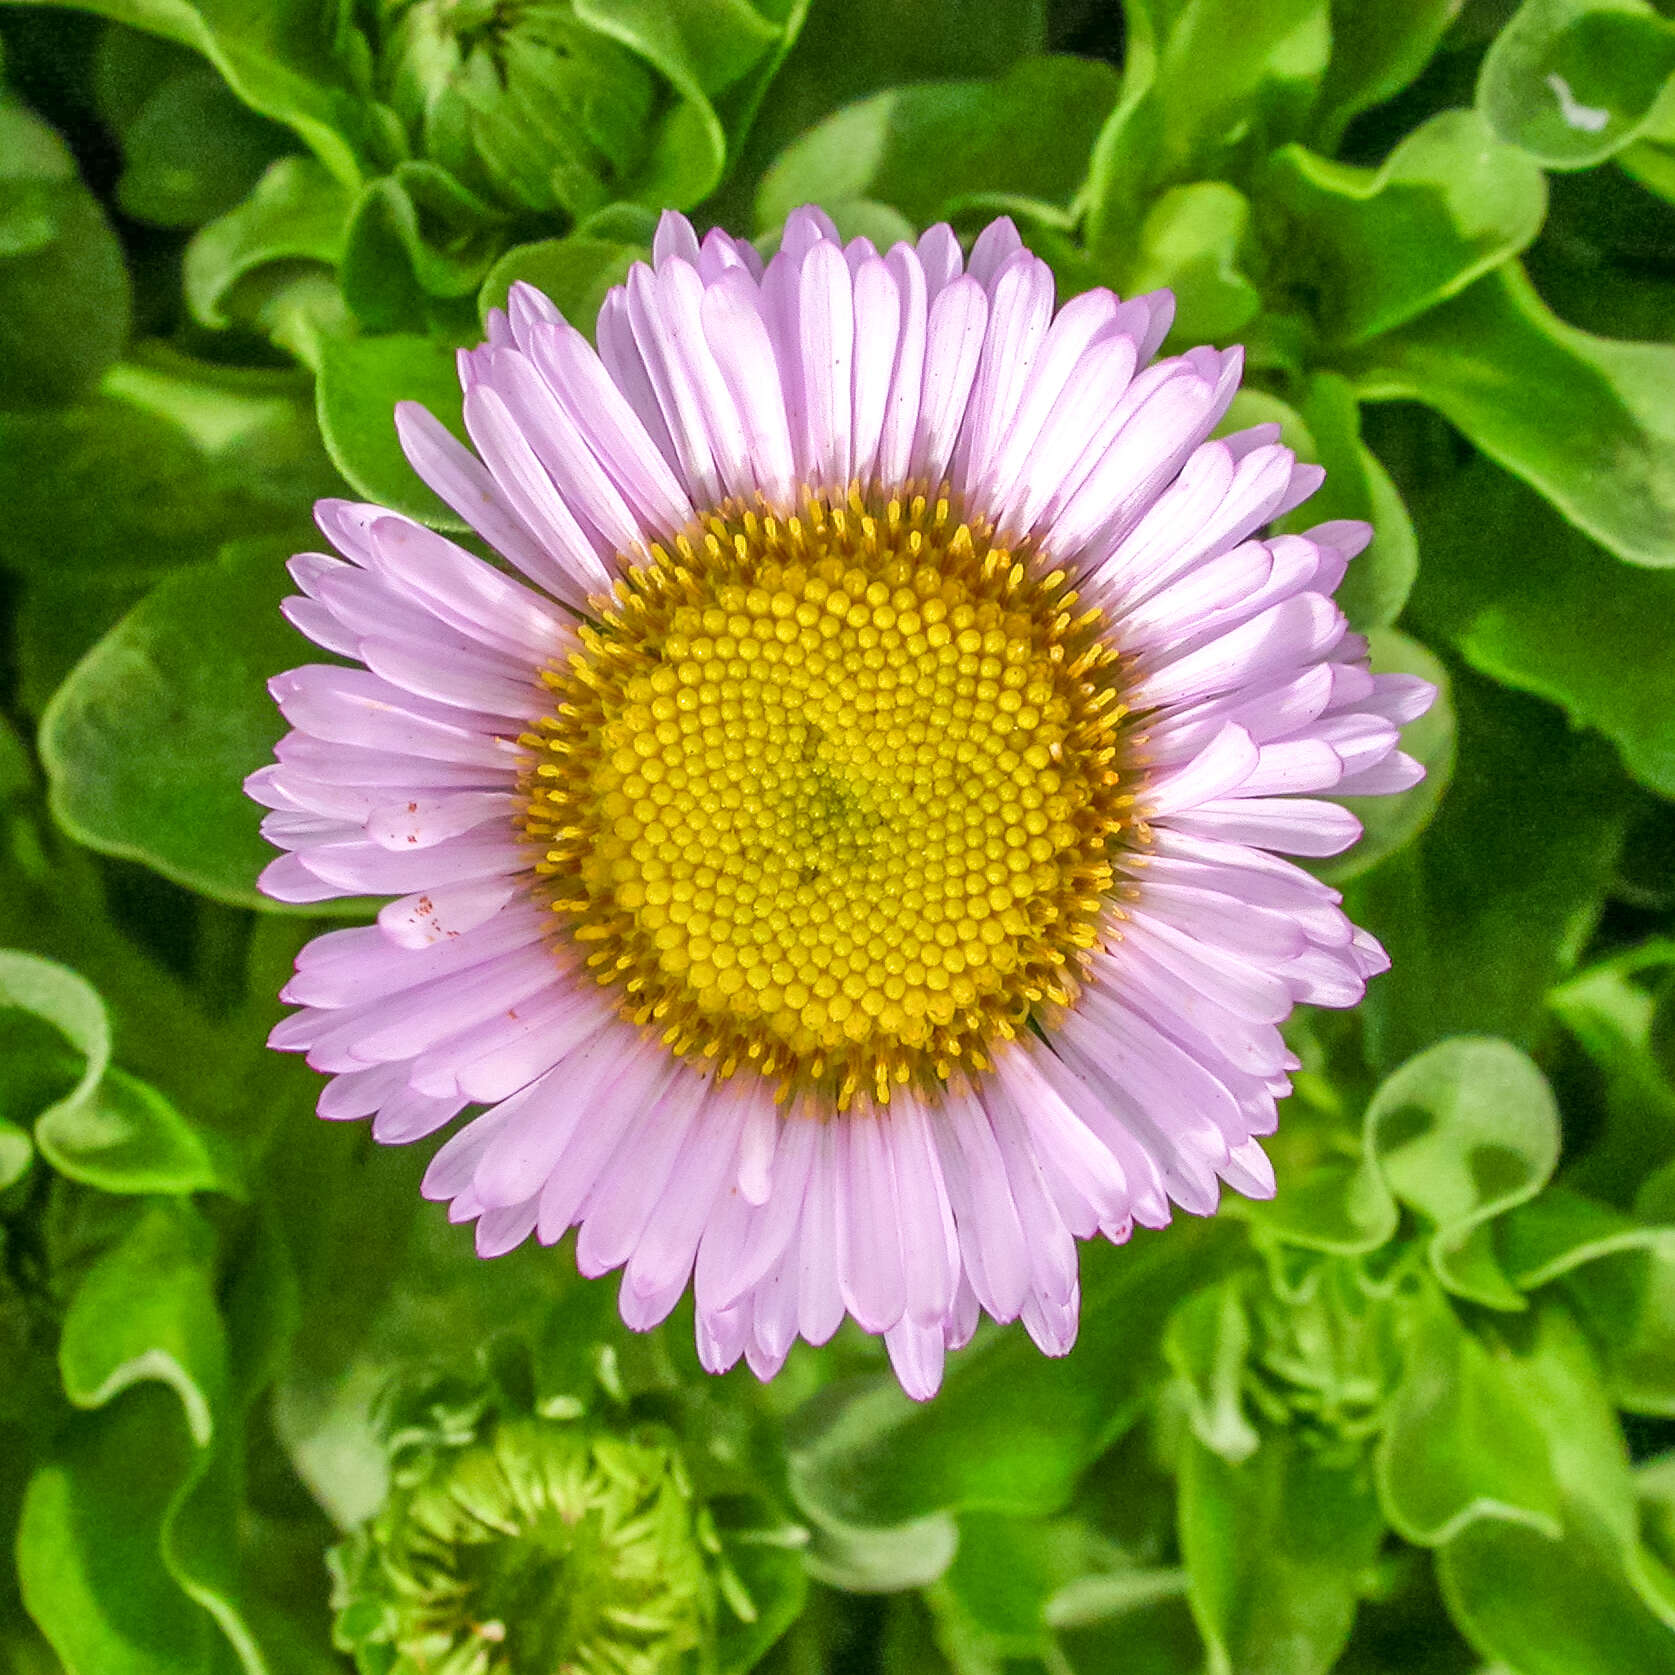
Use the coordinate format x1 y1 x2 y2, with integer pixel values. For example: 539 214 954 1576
378 0 657 218
330 1353 717 1675
254 206 1433 1399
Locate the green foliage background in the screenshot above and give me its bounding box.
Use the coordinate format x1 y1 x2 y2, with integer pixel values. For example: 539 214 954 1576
2 0 1675 1670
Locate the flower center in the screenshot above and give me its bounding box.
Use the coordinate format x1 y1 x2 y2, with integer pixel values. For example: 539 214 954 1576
522 491 1133 1108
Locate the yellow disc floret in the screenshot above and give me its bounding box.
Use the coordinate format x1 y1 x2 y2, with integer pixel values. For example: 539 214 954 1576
520 489 1132 1109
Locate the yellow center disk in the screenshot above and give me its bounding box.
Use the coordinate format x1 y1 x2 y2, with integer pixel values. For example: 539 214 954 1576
520 489 1134 1108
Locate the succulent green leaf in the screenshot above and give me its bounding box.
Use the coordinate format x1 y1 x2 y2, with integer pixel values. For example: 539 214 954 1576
1478 0 1675 170
184 156 353 332
0 950 235 1196
1135 0 1330 186
0 1117 31 1192
0 0 387 187
113 65 287 229
787 1222 1243 1532
576 0 796 211
1364 1037 1561 1309
757 56 1121 232
1436 1303 1675 1673
735 0 1045 200
20 1199 297 1675
1349 672 1628 1070
58 1201 227 1442
1165 1281 1261 1464
1350 263 1675 569
1311 0 1466 150
17 1385 217 1675
1374 1276 1562 1544
0 355 333 591
931 1511 1117 1664
1048 1567 1203 1675
340 163 507 333
1620 136 1675 203
1551 945 1675 1210
1262 110 1547 346
1410 460 1675 799
1120 181 1261 346
0 99 132 407
315 331 469 529
800 1509 959 1594
1235 1144 1398 1257
1179 1424 1384 1675
1502 1186 1675 1415
39 539 326 912
479 234 644 335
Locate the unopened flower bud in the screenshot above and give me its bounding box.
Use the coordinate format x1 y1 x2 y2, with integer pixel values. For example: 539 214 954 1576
376 0 658 219
332 1404 716 1674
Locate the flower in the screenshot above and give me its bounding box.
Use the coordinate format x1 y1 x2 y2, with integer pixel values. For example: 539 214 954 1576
253 206 1433 1400
329 1349 721 1675
377 0 657 220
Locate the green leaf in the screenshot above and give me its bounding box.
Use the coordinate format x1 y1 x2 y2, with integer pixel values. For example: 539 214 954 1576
1479 0 1675 170
271 1130 563 1529
1245 1254 1402 1439
715 1532 809 1675
1320 628 1454 885
39 539 318 911
1350 262 1675 569
1349 671 1629 1070
1437 1303 1675 1674
787 1222 1243 1532
184 155 352 332
1410 459 1675 799
1311 0 1465 150
0 1118 31 1191
314 331 470 529
114 65 287 229
58 1200 227 1443
756 56 1122 232
576 0 793 211
0 98 131 407
340 163 507 334
1364 1037 1560 1309
1049 1567 1203 1675
728 0 1044 211
3 0 388 189
802 1508 959 1594
1165 1280 1261 1464
1235 1124 1398 1258
479 234 644 335
1083 0 1329 249
1501 1185 1675 1415
0 950 234 1195
1120 182 1262 346
0 351 336 585
1374 1275 1562 1546
930 1511 1115 1664
20 1199 299 1675
1262 109 1547 347
1550 944 1675 1209
1620 135 1675 204
18 1385 215 1675
1179 1425 1384 1675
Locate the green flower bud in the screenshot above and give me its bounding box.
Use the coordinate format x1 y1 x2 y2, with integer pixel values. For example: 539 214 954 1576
332 1403 718 1675
376 0 659 220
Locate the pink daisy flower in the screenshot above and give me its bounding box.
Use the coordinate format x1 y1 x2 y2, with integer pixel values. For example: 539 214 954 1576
253 207 1432 1400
